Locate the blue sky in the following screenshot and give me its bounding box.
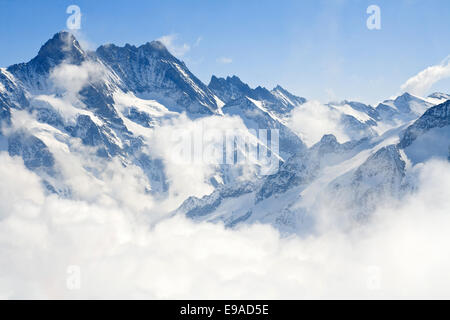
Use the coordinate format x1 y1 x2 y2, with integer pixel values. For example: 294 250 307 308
0 0 449 104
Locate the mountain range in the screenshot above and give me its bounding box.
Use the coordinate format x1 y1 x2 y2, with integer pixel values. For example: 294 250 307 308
1 31 449 235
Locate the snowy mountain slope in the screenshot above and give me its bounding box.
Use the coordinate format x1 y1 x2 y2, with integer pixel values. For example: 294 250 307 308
325 145 407 221
7 130 55 173
1 30 449 236
208 75 254 104
177 90 441 231
326 100 379 139
178 180 257 219
0 31 294 201
328 100 379 123
7 32 87 93
176 132 385 234
326 94 438 140
0 33 173 195
271 85 307 109
209 75 306 118
426 92 450 104
304 93 438 145
0 68 29 108
7 32 128 133
208 76 308 160
376 92 434 125
176 97 447 234
97 41 223 116
0 68 30 130
255 134 372 203
398 100 450 163
178 182 312 235
0 68 62 183
222 96 306 159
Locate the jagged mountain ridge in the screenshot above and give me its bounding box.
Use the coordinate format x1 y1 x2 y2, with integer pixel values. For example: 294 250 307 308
209 75 306 118
7 32 87 92
376 92 434 124
177 98 450 234
96 41 222 115
0 31 448 235
0 31 308 199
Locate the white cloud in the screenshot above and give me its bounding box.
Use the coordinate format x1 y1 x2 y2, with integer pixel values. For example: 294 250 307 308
50 60 106 101
157 34 191 58
217 57 233 64
1 149 450 298
287 100 349 147
68 30 97 51
145 113 255 210
401 56 450 96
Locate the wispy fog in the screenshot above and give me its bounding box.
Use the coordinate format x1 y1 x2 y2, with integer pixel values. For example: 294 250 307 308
1 150 449 299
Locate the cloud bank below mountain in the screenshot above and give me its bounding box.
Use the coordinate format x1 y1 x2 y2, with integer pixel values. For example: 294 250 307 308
1 151 449 299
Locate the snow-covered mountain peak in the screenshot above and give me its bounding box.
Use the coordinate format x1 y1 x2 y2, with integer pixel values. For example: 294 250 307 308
144 40 169 51
271 85 306 108
37 31 86 63
375 91 434 126
208 75 254 103
209 75 306 119
427 92 450 104
386 92 429 111
428 92 450 99
210 75 246 86
6 31 89 92
273 84 286 91
96 39 221 115
104 40 173 60
209 75 274 103
1 31 449 238
394 92 422 107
